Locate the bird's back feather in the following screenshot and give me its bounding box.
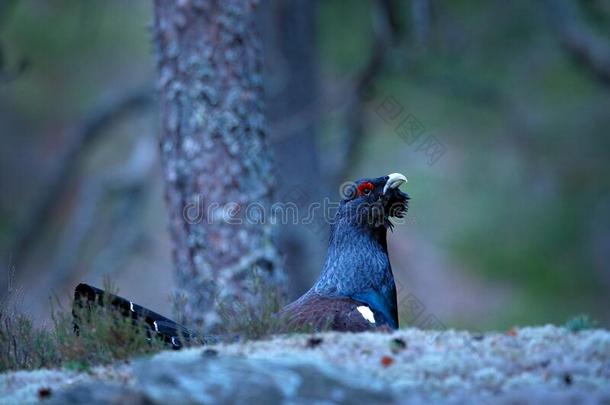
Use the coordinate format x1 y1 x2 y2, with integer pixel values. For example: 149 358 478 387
278 291 382 332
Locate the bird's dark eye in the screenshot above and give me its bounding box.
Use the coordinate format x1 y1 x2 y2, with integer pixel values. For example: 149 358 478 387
357 182 374 197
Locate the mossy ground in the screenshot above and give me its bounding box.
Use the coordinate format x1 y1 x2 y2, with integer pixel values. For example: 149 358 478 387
2 326 610 403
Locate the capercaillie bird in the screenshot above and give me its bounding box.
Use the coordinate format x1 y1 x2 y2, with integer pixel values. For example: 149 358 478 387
74 172 409 347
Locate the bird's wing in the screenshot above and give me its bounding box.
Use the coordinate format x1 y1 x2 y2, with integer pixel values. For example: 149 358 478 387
351 289 398 329
278 292 380 332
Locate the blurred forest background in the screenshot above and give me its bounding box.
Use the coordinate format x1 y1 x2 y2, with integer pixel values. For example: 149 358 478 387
1 0 609 330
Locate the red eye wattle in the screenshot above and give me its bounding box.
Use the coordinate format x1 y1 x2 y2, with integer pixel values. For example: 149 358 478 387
357 182 374 196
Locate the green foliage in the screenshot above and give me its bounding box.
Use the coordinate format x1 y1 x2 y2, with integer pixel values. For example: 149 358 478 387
214 267 319 340
215 267 287 340
0 283 166 373
0 309 59 371
1 272 315 373
565 314 598 333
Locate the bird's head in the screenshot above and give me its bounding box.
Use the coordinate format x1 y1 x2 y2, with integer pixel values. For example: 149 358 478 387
338 172 409 230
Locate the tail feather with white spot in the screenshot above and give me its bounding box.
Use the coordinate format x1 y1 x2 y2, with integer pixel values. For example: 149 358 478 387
73 283 212 349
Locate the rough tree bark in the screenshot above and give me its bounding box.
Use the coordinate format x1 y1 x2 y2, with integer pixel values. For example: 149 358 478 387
153 0 285 332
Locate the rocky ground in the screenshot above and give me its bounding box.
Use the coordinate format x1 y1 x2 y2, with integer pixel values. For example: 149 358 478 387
1 325 609 404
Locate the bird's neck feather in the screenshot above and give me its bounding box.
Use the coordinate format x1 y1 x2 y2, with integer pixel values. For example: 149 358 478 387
314 218 394 297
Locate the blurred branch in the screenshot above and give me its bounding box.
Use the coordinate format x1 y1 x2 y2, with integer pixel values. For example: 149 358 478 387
411 0 432 47
8 87 154 271
333 0 396 184
0 56 29 84
0 0 29 84
49 178 104 290
48 137 156 294
0 0 19 28
546 0 610 86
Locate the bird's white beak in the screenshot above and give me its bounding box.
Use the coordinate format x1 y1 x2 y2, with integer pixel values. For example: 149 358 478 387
383 172 408 195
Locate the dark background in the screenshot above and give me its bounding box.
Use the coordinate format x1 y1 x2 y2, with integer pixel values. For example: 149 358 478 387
1 0 609 330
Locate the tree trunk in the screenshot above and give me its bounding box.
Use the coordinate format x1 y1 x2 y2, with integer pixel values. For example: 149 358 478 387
260 0 325 299
153 0 285 332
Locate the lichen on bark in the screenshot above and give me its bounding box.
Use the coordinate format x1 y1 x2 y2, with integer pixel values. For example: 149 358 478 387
153 0 285 332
